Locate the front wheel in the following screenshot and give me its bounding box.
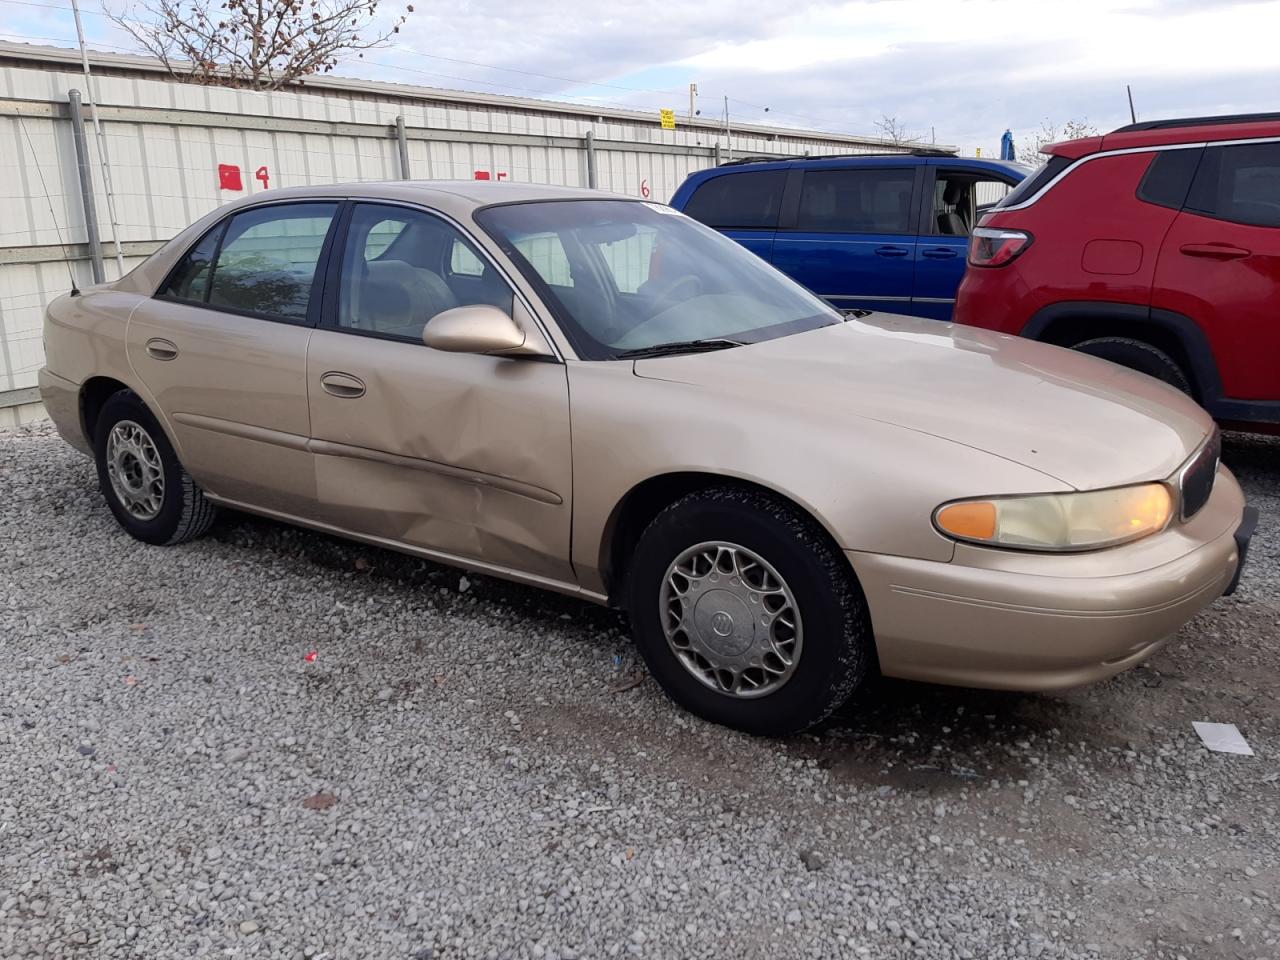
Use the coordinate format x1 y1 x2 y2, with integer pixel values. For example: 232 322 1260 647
93 390 217 545
627 486 874 736
1070 336 1192 394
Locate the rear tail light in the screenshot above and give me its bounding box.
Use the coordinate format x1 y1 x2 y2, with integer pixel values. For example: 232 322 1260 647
968 227 1033 267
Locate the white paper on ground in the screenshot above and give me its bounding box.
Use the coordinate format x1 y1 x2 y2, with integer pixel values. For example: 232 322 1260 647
1193 721 1254 756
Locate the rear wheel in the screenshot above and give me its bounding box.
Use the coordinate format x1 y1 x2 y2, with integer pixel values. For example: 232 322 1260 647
1070 336 1192 394
626 486 873 736
93 390 217 545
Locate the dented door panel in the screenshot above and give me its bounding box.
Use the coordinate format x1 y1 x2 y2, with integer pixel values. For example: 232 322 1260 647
305 328 574 581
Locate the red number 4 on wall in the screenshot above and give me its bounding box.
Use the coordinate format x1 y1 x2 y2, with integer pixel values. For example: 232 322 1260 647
255 166 270 189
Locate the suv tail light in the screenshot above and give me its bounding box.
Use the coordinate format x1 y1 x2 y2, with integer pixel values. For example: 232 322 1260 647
968 227 1033 267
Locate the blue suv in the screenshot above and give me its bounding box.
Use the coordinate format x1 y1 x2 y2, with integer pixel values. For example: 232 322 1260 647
670 151 1027 321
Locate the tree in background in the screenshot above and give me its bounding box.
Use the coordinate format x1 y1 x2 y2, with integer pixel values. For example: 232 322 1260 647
1018 119 1099 165
107 0 413 90
874 114 923 147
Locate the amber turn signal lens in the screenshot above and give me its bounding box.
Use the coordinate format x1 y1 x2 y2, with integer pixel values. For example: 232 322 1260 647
935 501 997 540
933 483 1175 552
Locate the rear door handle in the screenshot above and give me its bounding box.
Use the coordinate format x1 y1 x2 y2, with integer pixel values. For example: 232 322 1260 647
145 338 178 361
1180 243 1251 260
319 371 366 399
875 245 910 258
920 247 960 259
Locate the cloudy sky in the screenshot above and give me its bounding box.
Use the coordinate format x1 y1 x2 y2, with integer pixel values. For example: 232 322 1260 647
4 0 1279 155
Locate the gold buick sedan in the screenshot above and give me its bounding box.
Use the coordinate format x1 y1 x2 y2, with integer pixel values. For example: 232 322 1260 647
39 182 1256 735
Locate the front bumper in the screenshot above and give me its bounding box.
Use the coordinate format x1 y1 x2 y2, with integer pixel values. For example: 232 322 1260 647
848 467 1249 691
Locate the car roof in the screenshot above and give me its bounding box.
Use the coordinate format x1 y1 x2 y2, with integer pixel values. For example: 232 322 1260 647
685 153 1026 179
1041 113 1280 158
212 180 638 219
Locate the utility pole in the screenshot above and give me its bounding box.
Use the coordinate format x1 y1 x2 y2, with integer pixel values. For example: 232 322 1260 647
689 83 698 121
724 95 732 163
71 0 125 276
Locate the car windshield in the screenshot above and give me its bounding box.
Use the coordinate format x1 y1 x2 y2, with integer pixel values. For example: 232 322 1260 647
475 199 841 360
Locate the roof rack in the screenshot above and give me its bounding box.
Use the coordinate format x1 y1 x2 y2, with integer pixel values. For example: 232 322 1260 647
718 147 959 166
1114 111 1280 133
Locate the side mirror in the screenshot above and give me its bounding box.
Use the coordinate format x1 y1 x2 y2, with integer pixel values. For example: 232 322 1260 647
422 303 548 357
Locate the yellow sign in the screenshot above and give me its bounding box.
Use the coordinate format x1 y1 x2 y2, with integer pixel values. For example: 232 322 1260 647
975 147 982 157
660 108 676 130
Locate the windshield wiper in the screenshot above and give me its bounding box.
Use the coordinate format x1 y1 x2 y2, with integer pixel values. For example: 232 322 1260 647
614 338 745 360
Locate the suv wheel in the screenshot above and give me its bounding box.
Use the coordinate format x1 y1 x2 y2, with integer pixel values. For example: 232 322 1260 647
627 486 873 736
93 390 217 545
1070 336 1192 394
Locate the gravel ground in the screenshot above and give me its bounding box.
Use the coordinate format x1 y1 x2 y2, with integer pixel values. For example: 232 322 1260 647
1 422 1278 960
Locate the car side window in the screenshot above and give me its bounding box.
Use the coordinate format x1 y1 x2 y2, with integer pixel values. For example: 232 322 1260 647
683 170 787 229
929 174 1013 236
1185 142 1280 228
197 203 338 322
792 169 915 234
1137 148 1203 210
336 204 514 342
158 223 225 303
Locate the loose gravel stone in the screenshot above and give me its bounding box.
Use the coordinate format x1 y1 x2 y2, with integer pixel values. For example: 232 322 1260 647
1 422 1277 960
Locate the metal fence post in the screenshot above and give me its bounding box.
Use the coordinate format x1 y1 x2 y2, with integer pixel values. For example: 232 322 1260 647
713 143 722 166
585 130 598 189
395 115 411 179
67 89 104 285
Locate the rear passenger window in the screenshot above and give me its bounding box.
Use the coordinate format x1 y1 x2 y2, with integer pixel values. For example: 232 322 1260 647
206 203 337 321
1137 148 1203 210
793 169 915 234
1185 142 1280 227
159 223 224 303
683 170 786 229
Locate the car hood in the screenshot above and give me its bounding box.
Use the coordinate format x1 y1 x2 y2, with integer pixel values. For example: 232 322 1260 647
632 314 1212 490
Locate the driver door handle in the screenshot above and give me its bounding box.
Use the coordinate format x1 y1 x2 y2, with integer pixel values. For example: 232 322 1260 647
319 371 366 399
1180 243 1251 260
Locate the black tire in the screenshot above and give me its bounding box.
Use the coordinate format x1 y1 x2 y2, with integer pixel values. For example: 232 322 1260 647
92 389 217 545
626 486 873 736
1070 336 1192 394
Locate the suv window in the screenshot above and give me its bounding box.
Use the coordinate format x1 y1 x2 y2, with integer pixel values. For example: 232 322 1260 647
996 155 1070 208
683 170 787 229
1137 148 1203 210
1186 142 1280 227
336 203 513 342
160 203 337 320
793 168 915 234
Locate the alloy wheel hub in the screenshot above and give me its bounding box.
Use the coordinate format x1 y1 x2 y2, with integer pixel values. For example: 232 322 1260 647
106 420 165 521
659 541 802 699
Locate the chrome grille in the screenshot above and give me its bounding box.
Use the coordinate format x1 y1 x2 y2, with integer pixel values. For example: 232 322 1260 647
1179 428 1220 520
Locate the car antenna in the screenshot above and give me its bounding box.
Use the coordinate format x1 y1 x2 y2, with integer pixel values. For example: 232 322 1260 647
17 116 81 297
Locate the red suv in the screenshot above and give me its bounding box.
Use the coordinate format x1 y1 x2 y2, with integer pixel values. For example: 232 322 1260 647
954 113 1280 430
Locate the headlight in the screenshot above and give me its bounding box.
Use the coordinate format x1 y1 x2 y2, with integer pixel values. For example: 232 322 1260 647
933 483 1174 552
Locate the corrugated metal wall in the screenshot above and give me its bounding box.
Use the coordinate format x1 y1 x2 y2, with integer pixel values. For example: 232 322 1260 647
0 49 921 424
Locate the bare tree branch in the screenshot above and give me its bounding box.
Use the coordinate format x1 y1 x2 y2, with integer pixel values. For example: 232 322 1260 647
873 114 923 148
1017 118 1099 166
105 0 413 90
